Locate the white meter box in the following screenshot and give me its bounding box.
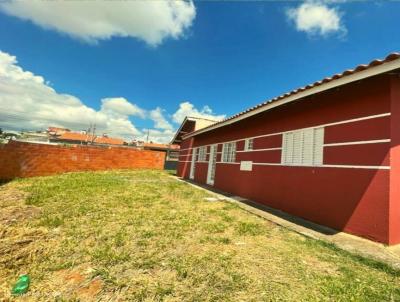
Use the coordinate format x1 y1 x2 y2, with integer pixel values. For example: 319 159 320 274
240 161 253 171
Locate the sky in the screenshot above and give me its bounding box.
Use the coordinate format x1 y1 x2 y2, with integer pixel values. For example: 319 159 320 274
0 0 400 143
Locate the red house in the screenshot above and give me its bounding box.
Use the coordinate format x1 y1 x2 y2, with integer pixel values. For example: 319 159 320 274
172 53 400 245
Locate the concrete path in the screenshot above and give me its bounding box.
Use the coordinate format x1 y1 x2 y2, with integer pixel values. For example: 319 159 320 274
175 177 400 270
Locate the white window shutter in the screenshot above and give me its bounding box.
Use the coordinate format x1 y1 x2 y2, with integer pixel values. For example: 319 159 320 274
282 127 324 166
284 132 294 164
313 128 324 165
292 131 303 164
302 128 314 165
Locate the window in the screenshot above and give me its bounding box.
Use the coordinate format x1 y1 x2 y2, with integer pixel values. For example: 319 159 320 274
282 127 324 166
222 142 236 162
197 146 207 162
167 151 179 161
244 138 254 151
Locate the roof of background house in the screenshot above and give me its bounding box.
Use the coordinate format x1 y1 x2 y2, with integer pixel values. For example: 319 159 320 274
170 116 221 145
57 132 125 145
183 52 400 139
143 142 180 150
48 126 70 132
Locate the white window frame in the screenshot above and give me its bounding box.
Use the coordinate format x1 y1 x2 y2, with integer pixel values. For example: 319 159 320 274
197 146 207 162
189 148 197 179
222 142 236 163
282 127 324 166
244 138 254 151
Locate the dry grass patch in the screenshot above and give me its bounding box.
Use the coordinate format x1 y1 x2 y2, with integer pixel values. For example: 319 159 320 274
0 170 399 301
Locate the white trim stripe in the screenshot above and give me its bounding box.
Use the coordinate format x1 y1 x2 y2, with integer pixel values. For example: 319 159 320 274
237 147 282 153
250 162 390 170
199 160 389 170
321 164 390 170
179 112 390 151
324 139 390 147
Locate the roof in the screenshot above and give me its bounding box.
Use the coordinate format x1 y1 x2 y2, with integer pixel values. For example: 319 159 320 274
143 142 180 150
57 132 125 145
183 52 400 139
170 116 221 144
48 126 70 132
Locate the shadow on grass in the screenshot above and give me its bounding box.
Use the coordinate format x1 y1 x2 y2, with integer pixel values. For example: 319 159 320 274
181 178 338 236
180 177 400 275
0 179 12 187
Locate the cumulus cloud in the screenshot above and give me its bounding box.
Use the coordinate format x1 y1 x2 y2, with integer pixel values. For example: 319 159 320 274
140 128 176 144
0 51 226 144
0 0 196 46
172 101 225 124
0 50 142 139
149 107 173 131
101 97 145 119
286 1 346 37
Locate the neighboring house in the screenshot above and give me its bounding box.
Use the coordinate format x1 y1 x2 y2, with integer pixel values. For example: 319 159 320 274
18 131 49 143
142 142 180 170
50 132 125 146
47 126 71 136
0 130 21 144
174 52 400 245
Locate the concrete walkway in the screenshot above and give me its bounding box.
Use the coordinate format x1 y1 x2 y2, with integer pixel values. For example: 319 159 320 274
175 177 400 270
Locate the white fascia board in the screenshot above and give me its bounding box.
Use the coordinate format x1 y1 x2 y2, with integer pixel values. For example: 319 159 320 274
170 117 196 144
183 59 400 139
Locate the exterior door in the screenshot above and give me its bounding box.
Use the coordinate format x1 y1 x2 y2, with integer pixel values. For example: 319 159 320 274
206 145 217 185
189 148 197 179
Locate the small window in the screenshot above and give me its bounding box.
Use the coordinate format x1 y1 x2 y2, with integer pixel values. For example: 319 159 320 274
282 127 324 166
197 146 207 162
222 142 236 162
244 138 254 151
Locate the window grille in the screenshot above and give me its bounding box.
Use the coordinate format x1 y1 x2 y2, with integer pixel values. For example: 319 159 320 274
244 138 254 151
222 142 236 162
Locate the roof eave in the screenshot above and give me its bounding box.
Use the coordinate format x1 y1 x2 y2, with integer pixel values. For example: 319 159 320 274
183 58 400 139
170 116 196 145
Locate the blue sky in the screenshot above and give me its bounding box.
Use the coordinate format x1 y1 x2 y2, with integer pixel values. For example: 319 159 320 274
0 1 399 142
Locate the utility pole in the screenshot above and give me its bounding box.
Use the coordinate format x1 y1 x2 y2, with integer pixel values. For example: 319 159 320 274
91 123 96 144
146 129 149 143
85 123 92 145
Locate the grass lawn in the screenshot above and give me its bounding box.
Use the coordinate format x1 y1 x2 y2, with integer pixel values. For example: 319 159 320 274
0 170 399 301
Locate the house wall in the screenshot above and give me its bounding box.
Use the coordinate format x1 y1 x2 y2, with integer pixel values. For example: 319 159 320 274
177 74 397 244
0 141 165 180
389 75 400 245
177 121 196 179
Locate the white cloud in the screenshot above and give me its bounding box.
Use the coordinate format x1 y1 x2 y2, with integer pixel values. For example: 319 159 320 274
172 101 225 124
0 50 143 140
0 0 196 46
286 1 346 37
0 51 227 144
101 97 145 119
140 128 176 144
149 107 173 131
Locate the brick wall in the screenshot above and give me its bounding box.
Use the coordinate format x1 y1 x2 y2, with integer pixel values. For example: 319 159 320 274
0 141 165 180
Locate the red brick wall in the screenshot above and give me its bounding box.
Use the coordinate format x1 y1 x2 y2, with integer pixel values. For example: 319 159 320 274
0 141 165 180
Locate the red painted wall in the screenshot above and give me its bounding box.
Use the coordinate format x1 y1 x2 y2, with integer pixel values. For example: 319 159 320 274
178 74 400 244
389 75 400 245
0 141 165 180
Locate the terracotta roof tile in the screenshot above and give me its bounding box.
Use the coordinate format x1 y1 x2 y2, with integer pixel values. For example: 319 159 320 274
143 143 180 150
57 132 125 145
